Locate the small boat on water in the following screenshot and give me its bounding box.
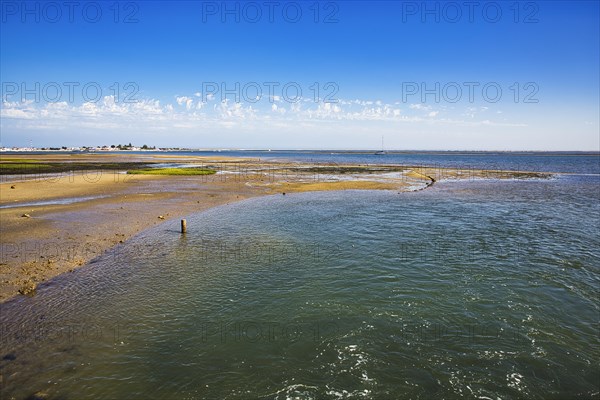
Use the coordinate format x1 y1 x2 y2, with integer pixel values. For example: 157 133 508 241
374 136 386 155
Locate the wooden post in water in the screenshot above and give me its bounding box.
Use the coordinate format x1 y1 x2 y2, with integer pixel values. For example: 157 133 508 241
181 219 187 234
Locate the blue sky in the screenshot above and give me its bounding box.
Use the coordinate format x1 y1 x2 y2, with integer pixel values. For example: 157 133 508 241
1 0 599 150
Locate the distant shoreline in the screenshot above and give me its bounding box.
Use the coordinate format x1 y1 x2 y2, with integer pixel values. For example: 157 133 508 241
2 149 599 155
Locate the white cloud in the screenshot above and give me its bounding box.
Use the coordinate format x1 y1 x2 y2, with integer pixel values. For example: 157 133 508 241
176 96 194 110
1 94 528 147
217 99 256 119
409 103 431 111
271 103 286 114
1 107 35 119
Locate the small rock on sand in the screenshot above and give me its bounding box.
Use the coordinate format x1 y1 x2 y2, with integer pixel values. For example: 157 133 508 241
21 213 31 218
18 282 36 296
158 215 165 219
26 391 49 400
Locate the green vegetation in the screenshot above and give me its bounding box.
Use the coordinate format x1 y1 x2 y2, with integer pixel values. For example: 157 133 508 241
127 167 217 176
0 162 152 175
0 158 41 163
0 163 52 170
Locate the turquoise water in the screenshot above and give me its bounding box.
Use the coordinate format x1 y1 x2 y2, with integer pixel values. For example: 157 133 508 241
1 174 599 399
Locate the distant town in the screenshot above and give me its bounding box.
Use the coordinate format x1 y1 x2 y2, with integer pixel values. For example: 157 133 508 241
0 144 184 152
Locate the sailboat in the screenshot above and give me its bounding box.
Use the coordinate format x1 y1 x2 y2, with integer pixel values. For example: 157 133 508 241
374 136 386 155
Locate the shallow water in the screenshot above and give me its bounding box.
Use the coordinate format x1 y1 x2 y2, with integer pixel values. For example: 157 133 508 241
0 195 110 209
1 173 598 399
